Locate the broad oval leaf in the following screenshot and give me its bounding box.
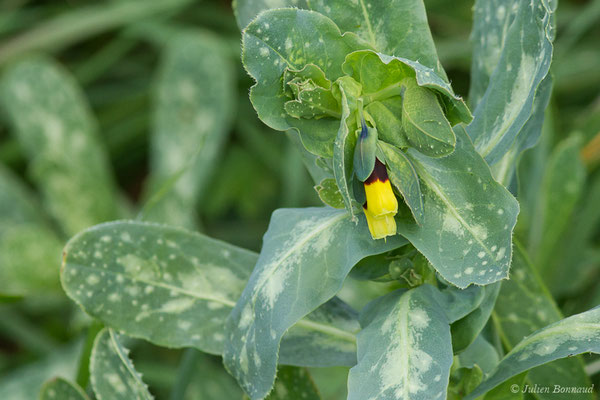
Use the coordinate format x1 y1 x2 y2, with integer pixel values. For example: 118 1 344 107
348 285 452 400
144 30 236 228
62 221 253 355
61 221 360 366
0 56 121 236
242 8 367 157
40 378 89 400
223 207 405 399
234 0 447 79
90 328 153 400
491 242 591 399
467 306 600 399
397 126 519 288
467 0 556 164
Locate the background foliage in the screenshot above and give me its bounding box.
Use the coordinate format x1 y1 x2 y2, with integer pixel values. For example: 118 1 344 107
0 0 599 399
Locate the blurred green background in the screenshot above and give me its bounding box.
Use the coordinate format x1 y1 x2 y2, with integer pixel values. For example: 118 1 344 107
0 0 599 399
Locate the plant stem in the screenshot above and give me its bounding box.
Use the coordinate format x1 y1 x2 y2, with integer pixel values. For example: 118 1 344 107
169 348 200 400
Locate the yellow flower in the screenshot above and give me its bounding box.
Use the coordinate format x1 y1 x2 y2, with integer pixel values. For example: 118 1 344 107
363 206 397 240
362 159 398 239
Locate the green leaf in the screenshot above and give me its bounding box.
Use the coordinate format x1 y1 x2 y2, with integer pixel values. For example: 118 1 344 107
144 30 236 228
491 242 592 400
451 283 501 353
530 135 586 285
234 0 448 79
62 221 253 355
458 335 500 375
347 285 452 400
40 377 89 400
439 285 485 324
242 8 366 158
490 75 553 186
0 165 62 296
333 85 358 219
378 142 424 224
397 126 519 288
90 328 152 400
314 178 345 209
223 207 405 399
467 0 556 165
342 51 472 126
61 221 360 366
263 367 321 400
538 172 600 297
0 56 120 236
278 297 360 367
353 123 378 182
481 373 527 400
233 0 307 30
467 305 600 399
364 99 408 149
401 79 456 157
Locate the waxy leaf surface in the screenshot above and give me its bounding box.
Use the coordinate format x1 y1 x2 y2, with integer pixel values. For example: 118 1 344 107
348 285 452 400
90 328 153 400
242 8 365 157
61 221 360 366
491 243 591 399
467 0 556 165
398 127 519 288
468 305 600 399
223 207 405 399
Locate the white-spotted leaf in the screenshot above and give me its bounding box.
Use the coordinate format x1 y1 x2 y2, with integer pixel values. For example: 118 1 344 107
61 221 360 366
0 56 121 236
144 30 235 228
348 285 453 400
491 242 592 399
90 328 153 400
467 305 600 399
40 378 89 400
467 0 556 165
223 207 406 399
397 126 519 288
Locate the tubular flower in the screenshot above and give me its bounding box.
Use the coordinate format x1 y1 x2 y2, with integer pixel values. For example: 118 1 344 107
362 159 398 240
